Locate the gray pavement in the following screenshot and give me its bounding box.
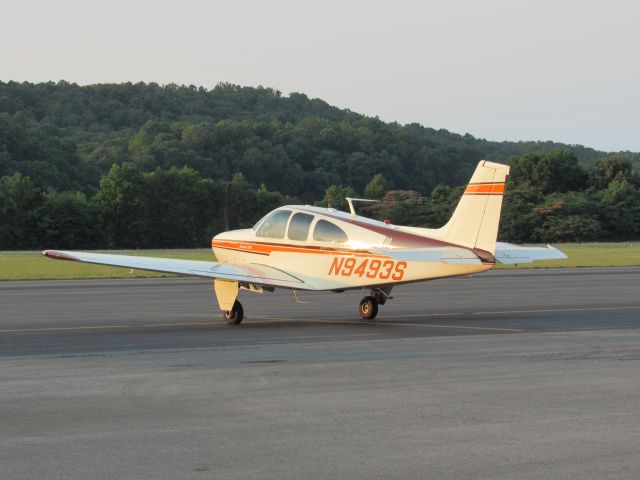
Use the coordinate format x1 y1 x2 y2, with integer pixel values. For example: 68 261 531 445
1 268 640 479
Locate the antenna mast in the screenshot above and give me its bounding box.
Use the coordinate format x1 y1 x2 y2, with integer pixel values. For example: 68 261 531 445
345 197 380 216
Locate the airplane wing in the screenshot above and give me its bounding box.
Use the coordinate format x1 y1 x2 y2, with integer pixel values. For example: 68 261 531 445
42 250 309 289
494 242 567 264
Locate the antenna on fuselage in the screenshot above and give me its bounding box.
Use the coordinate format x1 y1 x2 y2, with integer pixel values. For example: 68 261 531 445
345 197 380 216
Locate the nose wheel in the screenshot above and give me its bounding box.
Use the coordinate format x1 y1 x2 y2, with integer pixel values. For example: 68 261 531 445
223 300 244 325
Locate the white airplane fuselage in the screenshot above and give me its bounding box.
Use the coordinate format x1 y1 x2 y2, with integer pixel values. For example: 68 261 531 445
212 205 494 291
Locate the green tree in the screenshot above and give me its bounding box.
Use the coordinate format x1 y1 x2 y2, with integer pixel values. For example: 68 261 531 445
38 190 100 248
94 163 149 248
317 185 357 212
509 150 588 194
525 190 606 242
364 173 389 199
142 166 222 247
0 172 42 249
128 120 188 170
535 215 602 242
226 173 298 229
590 155 636 189
228 172 258 229
255 184 295 218
598 179 640 239
371 185 463 228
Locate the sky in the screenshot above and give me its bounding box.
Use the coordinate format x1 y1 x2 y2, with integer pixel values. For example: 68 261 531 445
1 0 638 152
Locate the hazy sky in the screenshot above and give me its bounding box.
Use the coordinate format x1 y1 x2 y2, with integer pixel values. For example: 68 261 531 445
2 0 638 151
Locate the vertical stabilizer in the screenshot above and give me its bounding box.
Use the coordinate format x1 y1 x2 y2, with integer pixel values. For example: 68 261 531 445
438 161 510 254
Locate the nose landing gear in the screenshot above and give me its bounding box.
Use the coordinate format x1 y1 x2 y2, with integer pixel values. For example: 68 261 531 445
223 300 244 325
358 287 393 320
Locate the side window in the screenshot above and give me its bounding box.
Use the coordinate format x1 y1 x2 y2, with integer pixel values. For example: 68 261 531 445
287 213 314 241
256 210 292 239
313 219 348 243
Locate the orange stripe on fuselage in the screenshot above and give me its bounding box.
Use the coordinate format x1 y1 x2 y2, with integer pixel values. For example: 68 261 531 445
211 240 388 258
464 182 505 195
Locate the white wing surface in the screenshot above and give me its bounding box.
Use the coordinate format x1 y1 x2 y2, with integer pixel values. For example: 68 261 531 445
42 250 309 289
494 242 567 264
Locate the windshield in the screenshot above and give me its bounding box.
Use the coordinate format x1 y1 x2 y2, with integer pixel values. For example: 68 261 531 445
255 210 292 239
252 213 270 231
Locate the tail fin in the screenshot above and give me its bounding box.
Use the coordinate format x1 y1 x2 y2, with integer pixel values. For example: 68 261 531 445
438 161 510 254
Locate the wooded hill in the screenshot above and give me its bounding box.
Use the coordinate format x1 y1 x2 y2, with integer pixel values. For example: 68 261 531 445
1 81 639 249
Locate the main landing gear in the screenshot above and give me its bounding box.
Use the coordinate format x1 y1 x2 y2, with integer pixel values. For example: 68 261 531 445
359 296 378 319
359 287 393 320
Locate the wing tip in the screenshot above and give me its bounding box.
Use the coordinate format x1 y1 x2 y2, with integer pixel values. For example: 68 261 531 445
42 250 78 261
546 244 568 259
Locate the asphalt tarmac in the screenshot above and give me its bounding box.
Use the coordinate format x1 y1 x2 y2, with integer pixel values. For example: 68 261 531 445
1 268 640 479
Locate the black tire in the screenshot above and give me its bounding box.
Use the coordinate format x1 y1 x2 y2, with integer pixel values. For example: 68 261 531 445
223 300 244 325
359 296 378 320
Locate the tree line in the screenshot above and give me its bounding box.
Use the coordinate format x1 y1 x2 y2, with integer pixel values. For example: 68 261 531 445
2 149 639 249
0 165 297 249
1 81 639 249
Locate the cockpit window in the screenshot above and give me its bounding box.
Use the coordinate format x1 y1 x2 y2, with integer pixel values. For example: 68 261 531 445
287 213 314 241
255 210 292 239
313 219 348 243
252 213 270 231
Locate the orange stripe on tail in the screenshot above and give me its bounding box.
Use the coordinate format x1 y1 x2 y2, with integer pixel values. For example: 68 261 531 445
464 182 505 195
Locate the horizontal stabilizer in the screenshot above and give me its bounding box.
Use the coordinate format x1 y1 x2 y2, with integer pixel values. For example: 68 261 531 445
374 247 481 265
42 250 308 289
494 243 567 264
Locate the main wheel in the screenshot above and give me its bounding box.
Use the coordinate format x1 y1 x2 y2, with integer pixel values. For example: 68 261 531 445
223 300 244 325
359 296 378 320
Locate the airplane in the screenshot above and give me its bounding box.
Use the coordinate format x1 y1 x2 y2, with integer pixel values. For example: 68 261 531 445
43 160 566 324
